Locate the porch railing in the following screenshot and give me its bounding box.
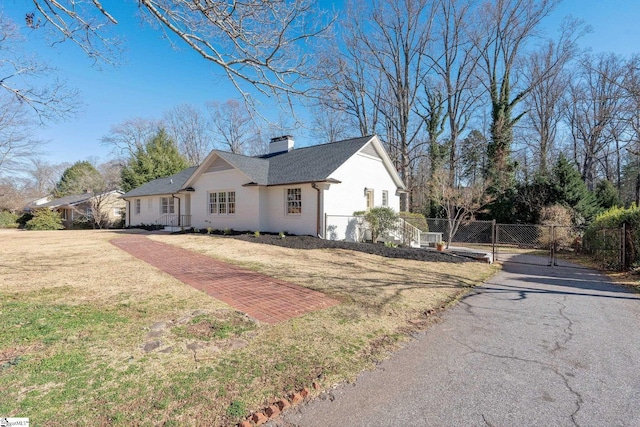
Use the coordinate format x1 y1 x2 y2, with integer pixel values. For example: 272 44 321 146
156 214 192 227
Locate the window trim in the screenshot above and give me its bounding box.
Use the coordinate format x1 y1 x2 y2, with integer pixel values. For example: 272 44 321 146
366 189 374 210
160 196 175 215
286 188 302 215
208 190 236 216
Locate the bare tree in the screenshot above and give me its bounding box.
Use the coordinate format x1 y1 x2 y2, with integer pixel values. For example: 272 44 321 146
0 98 41 177
27 158 66 195
472 0 578 190
565 53 626 190
622 55 640 204
208 99 259 155
0 12 77 177
164 104 212 165
0 12 77 121
26 0 332 106
309 98 352 144
315 29 382 138
521 38 572 175
100 117 162 158
432 165 493 248
339 0 437 210
428 0 482 186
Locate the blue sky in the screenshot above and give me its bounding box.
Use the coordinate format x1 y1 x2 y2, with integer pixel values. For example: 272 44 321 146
3 0 640 166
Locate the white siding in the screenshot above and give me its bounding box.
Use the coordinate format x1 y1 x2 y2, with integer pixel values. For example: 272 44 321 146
325 151 400 215
127 194 191 227
323 148 401 240
262 184 318 236
189 168 261 231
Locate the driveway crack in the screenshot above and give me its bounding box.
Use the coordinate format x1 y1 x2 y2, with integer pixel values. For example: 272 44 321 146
453 337 583 426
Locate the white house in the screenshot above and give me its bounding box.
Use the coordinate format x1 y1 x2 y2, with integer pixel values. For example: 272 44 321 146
121 135 406 240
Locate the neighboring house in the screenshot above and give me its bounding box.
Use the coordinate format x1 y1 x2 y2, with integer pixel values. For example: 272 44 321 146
122 135 407 240
37 190 125 229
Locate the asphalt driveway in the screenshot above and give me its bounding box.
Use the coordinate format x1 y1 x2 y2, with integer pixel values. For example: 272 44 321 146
278 260 640 426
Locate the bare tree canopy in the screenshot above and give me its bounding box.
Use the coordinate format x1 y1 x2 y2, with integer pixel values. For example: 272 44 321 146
0 12 77 121
208 99 259 155
25 0 332 104
164 104 212 165
472 0 580 190
0 11 78 177
100 117 162 158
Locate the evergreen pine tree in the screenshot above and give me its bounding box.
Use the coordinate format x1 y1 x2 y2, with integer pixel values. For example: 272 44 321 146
54 161 106 197
121 128 189 192
550 154 600 225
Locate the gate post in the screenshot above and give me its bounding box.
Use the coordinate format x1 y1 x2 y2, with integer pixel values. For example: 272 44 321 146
549 225 555 267
622 222 626 270
492 220 496 263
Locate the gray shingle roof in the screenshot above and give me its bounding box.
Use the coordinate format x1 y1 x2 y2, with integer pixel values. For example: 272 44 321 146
39 193 93 208
121 136 383 196
122 166 198 198
214 151 269 184
265 136 372 185
39 190 124 208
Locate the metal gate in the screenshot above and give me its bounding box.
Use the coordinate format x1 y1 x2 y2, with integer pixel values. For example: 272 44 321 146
425 218 627 270
494 224 625 269
494 224 553 266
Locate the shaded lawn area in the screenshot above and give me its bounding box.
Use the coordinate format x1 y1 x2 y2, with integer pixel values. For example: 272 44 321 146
0 229 496 426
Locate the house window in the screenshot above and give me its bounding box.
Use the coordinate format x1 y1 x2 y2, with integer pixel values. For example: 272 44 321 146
366 189 374 210
382 190 388 207
147 198 152 210
59 209 67 221
287 188 302 215
161 197 175 214
135 199 141 215
208 191 236 215
218 192 227 214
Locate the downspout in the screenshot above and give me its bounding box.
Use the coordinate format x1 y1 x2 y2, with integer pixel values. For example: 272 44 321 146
122 197 130 227
312 183 322 238
171 194 180 226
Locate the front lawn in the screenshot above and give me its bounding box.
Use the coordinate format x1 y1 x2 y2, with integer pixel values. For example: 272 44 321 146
0 229 495 425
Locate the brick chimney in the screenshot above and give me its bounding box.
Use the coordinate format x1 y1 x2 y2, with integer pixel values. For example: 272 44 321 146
269 135 294 154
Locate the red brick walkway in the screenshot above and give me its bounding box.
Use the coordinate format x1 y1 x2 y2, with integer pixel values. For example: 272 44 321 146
110 236 339 324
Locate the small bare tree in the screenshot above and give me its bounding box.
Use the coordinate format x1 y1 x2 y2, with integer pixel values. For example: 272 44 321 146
432 167 493 248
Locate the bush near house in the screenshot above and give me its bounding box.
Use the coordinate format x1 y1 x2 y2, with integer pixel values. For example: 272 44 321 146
24 209 64 231
400 211 428 232
0 211 19 228
361 207 399 242
584 205 640 268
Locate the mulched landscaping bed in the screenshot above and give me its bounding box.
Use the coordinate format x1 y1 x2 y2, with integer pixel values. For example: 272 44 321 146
218 233 471 263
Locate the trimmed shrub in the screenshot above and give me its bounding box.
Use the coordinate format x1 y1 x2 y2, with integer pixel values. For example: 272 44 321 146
0 211 19 228
24 209 64 231
364 207 399 242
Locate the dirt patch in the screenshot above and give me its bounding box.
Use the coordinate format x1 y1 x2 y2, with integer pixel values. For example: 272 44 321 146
209 233 470 263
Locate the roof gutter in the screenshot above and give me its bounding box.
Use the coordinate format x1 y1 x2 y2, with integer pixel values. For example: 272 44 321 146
171 193 181 227
121 197 130 227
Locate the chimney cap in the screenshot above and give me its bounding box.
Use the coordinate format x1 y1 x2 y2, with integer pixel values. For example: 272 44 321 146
270 135 293 143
